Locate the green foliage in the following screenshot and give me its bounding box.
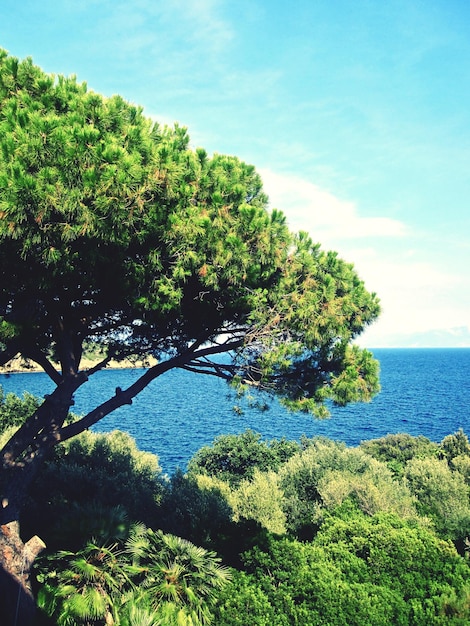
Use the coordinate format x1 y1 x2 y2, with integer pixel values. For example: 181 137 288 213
32 430 470 625
25 430 165 549
187 434 420 540
37 524 231 626
404 457 470 542
228 469 286 534
0 384 40 432
187 429 300 487
157 470 233 550
314 513 470 624
123 525 231 625
317 456 418 521
37 541 123 626
451 454 470 485
215 515 470 625
213 570 279 626
277 438 392 536
440 429 470 463
360 432 439 476
0 48 380 445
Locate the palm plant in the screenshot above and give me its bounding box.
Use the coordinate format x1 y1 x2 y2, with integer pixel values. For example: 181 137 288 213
118 594 196 626
122 525 231 625
117 599 165 626
36 523 231 625
37 541 125 625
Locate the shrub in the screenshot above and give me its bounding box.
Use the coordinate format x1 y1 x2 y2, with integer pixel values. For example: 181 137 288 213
157 469 233 549
187 429 300 487
214 514 470 625
278 439 418 537
360 433 439 476
318 457 418 520
440 430 470 463
25 429 165 549
229 469 286 534
0 385 40 432
404 457 470 543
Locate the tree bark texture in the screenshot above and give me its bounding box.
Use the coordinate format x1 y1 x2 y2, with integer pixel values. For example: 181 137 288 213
0 521 45 626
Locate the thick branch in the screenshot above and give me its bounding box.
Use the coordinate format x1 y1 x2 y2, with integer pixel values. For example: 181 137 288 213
0 344 21 368
59 340 244 442
0 372 88 468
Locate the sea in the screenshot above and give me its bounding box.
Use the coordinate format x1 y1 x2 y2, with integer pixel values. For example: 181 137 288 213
1 348 469 475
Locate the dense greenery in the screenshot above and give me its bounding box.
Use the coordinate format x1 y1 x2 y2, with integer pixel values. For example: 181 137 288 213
41 426 470 624
0 46 380 429
37 525 231 626
23 430 166 551
0 385 40 430
2 397 468 625
214 515 469 626
187 429 301 487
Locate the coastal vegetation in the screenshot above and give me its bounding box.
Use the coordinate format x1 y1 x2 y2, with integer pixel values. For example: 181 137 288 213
1 390 469 624
0 49 382 623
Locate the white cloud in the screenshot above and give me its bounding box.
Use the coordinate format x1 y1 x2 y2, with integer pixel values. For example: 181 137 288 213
258 168 407 244
258 167 470 347
166 0 234 54
342 246 470 347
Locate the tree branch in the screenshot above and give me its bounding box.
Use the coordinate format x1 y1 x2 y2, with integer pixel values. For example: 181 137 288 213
85 355 112 376
180 363 234 381
23 349 62 385
0 372 88 468
58 340 245 443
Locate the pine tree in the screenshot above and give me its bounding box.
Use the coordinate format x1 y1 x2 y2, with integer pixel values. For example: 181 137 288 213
0 49 380 623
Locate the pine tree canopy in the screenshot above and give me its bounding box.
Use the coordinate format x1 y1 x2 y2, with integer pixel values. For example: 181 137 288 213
0 48 380 430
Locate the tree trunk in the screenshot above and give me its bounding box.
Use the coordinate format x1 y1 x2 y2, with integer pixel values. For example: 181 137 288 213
0 519 45 626
0 460 49 625
0 373 87 624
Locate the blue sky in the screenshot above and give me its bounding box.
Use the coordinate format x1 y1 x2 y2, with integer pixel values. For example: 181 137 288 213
1 0 469 347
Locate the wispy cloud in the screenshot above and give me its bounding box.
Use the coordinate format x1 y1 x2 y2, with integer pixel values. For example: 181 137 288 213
259 168 407 243
258 167 470 347
119 0 235 65
343 241 470 347
167 0 234 54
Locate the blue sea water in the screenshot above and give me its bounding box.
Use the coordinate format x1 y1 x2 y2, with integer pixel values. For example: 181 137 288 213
1 348 469 475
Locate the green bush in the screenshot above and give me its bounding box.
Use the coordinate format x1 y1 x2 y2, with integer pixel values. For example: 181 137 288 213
451 454 470 485
440 430 470 463
25 429 165 549
218 535 408 625
6 412 464 626
0 385 40 432
157 469 233 549
229 469 287 534
278 438 418 537
187 429 300 487
404 457 470 542
360 432 439 476
215 514 470 625
277 438 352 537
318 457 418 520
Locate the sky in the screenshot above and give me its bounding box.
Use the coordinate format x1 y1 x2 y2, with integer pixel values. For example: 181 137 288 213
1 0 469 348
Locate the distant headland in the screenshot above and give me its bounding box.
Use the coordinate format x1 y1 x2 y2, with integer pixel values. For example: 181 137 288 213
0 355 157 375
